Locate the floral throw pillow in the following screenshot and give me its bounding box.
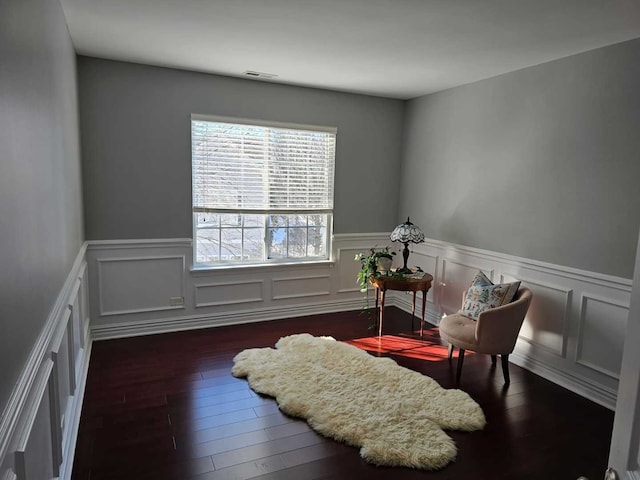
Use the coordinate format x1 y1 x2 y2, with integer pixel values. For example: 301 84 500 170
460 272 520 320
468 270 492 289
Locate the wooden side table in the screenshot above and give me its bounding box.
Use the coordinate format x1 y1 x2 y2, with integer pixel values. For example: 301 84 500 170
370 273 434 338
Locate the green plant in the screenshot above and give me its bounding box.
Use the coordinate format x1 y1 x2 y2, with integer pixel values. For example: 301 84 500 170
354 246 396 292
354 246 396 328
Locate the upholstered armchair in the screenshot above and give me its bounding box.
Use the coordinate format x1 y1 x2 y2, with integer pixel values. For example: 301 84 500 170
439 287 533 384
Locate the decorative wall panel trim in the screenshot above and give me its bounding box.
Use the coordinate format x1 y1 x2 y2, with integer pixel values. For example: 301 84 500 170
48 351 62 478
194 281 264 307
271 275 331 300
439 258 494 314
13 359 54 480
0 243 91 480
97 255 186 316
408 252 439 304
422 238 632 291
442 258 494 281
336 247 364 293
87 238 192 250
332 233 392 240
58 341 92 480
501 273 572 358
91 298 363 340
411 239 630 411
85 236 632 412
0 242 87 470
576 294 629 380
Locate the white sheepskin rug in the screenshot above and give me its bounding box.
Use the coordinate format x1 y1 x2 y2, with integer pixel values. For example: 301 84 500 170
232 333 486 470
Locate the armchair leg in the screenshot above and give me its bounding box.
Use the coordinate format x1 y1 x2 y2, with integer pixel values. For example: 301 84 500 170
448 344 454 360
501 354 510 384
491 355 497 366
456 349 465 385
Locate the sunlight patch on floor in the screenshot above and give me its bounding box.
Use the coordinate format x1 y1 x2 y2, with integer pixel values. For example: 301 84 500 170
345 333 472 362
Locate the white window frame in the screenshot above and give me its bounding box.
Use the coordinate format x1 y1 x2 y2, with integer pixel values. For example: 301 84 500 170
191 114 337 268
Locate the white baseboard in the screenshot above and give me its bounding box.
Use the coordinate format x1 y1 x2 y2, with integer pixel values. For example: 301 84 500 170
509 350 617 410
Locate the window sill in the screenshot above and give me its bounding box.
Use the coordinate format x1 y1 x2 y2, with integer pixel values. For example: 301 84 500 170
190 259 336 273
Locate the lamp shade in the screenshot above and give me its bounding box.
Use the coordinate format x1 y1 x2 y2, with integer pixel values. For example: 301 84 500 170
390 217 425 244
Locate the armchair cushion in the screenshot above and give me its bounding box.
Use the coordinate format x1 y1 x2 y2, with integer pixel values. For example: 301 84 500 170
461 273 520 320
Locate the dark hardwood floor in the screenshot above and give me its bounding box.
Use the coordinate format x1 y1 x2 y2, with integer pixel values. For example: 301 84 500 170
71 308 614 480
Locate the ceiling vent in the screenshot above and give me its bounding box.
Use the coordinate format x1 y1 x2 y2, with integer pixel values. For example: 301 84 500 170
243 70 278 79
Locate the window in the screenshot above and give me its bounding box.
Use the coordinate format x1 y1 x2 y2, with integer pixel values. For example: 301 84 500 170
191 115 336 266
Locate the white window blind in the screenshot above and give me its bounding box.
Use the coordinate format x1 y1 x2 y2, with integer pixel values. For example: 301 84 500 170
192 117 335 213
191 115 336 265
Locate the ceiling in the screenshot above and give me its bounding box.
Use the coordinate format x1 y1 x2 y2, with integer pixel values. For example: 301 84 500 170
60 0 640 99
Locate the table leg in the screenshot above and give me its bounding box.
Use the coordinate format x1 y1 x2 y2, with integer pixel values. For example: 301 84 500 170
378 289 386 337
411 291 416 333
420 288 427 338
374 286 379 330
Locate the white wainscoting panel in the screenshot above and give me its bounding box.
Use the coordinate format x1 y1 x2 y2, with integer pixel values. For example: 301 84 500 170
84 236 632 411
395 239 632 410
502 273 572 358
336 248 362 294
408 251 438 304
440 258 493 314
195 281 264 307
97 256 185 316
0 245 91 480
577 294 629 380
52 315 72 438
272 275 331 300
69 282 83 379
13 360 55 480
88 235 390 339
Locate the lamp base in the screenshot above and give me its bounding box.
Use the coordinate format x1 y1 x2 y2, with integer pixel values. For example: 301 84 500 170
395 267 413 274
401 242 411 272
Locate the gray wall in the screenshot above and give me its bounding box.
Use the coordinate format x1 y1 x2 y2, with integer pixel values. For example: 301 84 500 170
400 38 640 279
78 57 405 239
0 0 84 415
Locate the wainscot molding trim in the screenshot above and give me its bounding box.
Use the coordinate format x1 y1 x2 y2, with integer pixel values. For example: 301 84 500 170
194 280 264 308
443 257 494 281
0 242 91 480
13 359 54 480
576 293 629 380
0 242 87 467
58 340 92 480
86 235 632 412
332 233 393 241
97 255 186 316
87 238 192 250
91 298 364 341
422 238 632 291
412 237 630 411
501 273 573 358
271 275 331 300
509 350 617 410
